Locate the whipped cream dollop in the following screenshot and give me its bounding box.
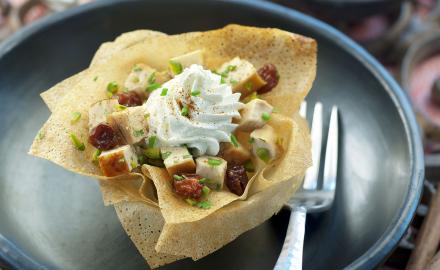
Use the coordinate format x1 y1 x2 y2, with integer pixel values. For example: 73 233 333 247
145 65 244 156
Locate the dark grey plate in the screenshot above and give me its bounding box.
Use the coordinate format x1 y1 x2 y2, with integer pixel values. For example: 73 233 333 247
0 0 424 269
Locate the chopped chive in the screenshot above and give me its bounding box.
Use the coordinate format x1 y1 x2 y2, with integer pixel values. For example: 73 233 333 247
256 148 271 163
146 83 161 92
144 113 150 120
248 137 255 144
93 76 98 82
174 175 184 181
202 186 211 196
244 160 255 172
227 65 237 72
133 66 143 72
147 72 156 84
144 147 161 159
220 76 226 84
261 112 271 121
160 88 168 96
131 76 140 83
191 89 201 96
37 131 45 140
70 112 81 124
198 178 209 184
148 136 157 148
243 92 259 103
106 82 118 97
133 129 144 137
92 149 102 163
138 155 147 165
185 198 197 206
196 201 212 209
115 104 127 111
230 134 239 147
169 60 183 75
244 81 253 91
207 158 222 166
230 79 238 86
130 160 138 169
69 133 85 151
181 105 189 116
161 151 171 159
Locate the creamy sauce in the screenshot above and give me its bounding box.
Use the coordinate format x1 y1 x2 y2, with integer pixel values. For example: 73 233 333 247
145 65 244 156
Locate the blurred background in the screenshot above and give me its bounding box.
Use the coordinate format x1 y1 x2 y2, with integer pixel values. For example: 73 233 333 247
0 0 439 269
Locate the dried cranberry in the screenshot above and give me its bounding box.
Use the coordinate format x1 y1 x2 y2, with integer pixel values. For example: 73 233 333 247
174 178 203 199
89 123 120 150
257 64 279 94
225 165 249 196
117 91 143 107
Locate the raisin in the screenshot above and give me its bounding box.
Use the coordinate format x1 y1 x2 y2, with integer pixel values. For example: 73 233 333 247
89 123 120 150
117 91 143 107
225 165 249 196
257 64 279 94
174 178 203 199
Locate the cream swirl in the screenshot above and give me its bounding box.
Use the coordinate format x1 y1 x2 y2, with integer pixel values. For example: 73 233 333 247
145 65 244 156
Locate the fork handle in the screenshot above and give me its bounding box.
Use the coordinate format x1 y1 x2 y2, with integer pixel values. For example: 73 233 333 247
274 206 307 270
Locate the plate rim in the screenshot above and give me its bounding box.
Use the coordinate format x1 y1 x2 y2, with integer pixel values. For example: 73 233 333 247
0 0 424 269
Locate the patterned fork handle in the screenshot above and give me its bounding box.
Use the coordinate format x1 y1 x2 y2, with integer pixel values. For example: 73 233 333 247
274 206 307 270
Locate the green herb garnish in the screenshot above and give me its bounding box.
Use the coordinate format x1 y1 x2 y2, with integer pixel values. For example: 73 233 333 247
133 129 144 137
256 148 271 163
144 113 150 120
161 151 171 159
133 66 143 72
227 65 237 72
148 136 157 148
181 105 189 116
248 137 255 144
130 160 138 169
169 60 183 75
93 76 98 82
146 83 161 92
244 160 255 172
197 201 212 209
115 104 127 111
191 89 201 96
230 134 239 147
144 147 161 159
106 82 118 97
174 175 184 181
185 198 197 206
220 76 226 84
243 92 259 103
148 72 156 84
37 131 45 140
198 178 209 184
160 88 168 96
261 112 271 121
202 186 211 196
70 133 85 151
244 81 253 91
92 149 102 163
207 158 222 166
230 79 238 86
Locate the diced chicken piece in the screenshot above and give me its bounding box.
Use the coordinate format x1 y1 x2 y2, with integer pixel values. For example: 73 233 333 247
250 125 279 163
219 142 251 165
161 147 196 176
124 63 171 98
238 99 273 132
88 99 119 131
169 50 204 75
195 156 227 190
107 106 148 145
98 145 138 177
218 57 266 96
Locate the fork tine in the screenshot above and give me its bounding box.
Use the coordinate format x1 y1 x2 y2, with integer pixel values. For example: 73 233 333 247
303 102 323 190
323 106 338 191
299 101 307 118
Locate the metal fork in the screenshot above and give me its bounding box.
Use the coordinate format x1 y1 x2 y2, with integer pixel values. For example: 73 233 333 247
274 101 339 270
